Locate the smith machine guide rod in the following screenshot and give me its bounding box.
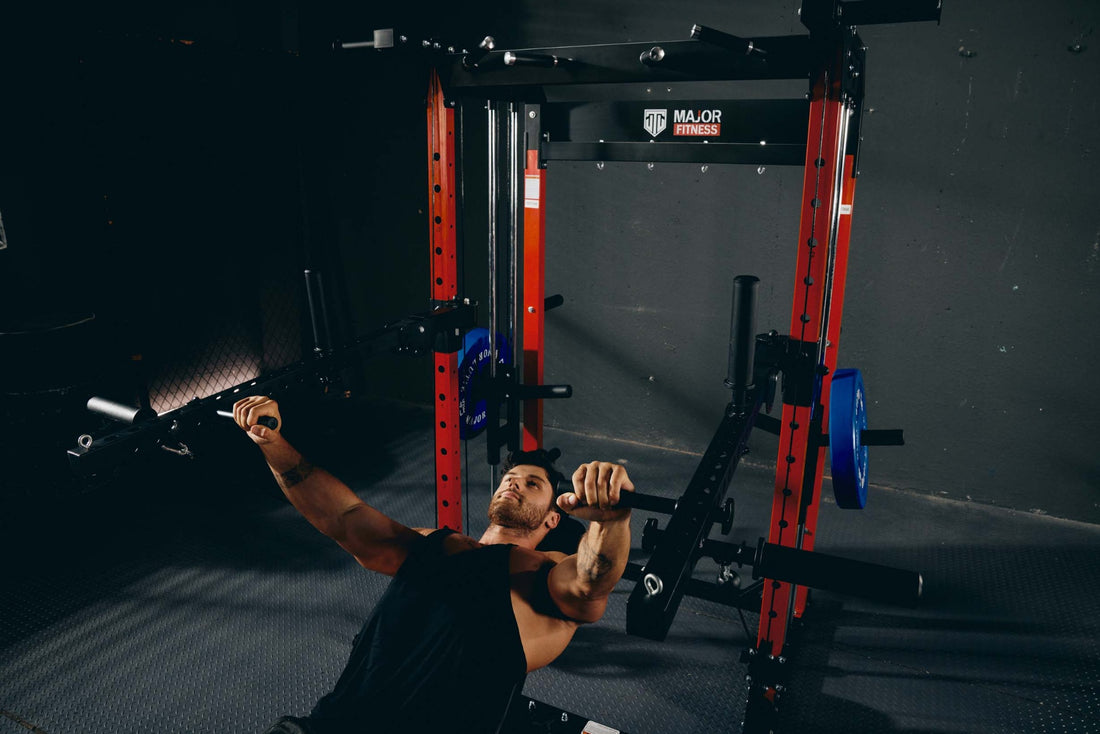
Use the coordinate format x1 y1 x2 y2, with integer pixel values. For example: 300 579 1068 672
415 0 942 730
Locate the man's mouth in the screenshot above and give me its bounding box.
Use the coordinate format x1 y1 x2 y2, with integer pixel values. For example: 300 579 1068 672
499 490 519 501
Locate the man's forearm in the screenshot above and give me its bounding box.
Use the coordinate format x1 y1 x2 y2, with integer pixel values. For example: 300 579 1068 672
575 517 631 599
257 436 362 539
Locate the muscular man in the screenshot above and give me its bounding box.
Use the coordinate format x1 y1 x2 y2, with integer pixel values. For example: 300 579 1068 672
232 396 634 734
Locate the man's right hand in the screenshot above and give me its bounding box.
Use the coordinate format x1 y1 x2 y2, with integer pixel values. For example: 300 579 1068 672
232 396 283 446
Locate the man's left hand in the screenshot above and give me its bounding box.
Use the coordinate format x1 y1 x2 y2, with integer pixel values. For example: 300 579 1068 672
557 461 634 523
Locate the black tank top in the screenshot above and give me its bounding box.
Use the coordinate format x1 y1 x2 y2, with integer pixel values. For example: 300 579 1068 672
308 529 528 733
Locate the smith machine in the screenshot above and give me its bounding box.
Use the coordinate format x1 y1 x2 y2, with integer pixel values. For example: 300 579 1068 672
410 1 942 731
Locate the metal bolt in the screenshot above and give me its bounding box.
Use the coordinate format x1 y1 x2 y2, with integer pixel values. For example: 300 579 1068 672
561 713 569 723
700 165 708 173
596 161 605 170
647 162 655 170
528 110 537 119
778 656 786 664
528 701 536 712
527 306 536 313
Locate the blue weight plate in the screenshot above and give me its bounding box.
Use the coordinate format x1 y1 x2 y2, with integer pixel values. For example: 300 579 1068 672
829 368 869 509
457 328 509 440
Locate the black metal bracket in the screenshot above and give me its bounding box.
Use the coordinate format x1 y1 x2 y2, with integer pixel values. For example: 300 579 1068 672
397 301 479 355
752 332 821 408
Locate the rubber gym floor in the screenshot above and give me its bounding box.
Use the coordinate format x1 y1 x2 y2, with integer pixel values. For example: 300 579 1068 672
2 398 1098 734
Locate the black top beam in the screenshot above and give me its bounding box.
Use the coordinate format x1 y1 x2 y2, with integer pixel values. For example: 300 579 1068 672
440 36 813 97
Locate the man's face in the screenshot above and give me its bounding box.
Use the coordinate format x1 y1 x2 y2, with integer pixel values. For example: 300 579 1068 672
487 465 557 531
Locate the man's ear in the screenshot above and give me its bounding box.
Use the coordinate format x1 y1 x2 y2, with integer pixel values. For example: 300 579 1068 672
543 508 562 531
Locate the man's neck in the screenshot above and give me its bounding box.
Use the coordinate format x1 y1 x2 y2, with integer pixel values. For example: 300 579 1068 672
479 524 541 550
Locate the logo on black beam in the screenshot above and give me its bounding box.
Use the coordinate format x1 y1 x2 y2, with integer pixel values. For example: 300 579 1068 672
643 108 667 137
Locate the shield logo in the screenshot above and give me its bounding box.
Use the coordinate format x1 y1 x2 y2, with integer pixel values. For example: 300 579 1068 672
643 108 667 137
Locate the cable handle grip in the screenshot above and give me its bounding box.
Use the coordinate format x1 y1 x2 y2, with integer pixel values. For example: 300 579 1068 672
599 490 678 515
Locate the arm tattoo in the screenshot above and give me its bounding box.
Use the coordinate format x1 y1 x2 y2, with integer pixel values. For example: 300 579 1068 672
578 535 613 583
277 459 314 489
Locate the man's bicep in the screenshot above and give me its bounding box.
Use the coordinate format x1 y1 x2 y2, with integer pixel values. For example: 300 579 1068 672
546 555 609 624
337 503 423 575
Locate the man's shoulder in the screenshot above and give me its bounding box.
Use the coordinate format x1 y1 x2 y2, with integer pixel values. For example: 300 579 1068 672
507 545 568 573
411 527 487 555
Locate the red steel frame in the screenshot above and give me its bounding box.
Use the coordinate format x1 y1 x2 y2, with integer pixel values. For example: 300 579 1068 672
757 49 858 656
521 145 547 450
427 70 463 532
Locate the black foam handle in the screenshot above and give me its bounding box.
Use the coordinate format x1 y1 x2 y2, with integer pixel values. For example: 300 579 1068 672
725 275 760 403
613 491 678 515
756 541 922 607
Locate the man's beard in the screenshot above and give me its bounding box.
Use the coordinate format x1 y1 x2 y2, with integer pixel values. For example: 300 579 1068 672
487 493 549 531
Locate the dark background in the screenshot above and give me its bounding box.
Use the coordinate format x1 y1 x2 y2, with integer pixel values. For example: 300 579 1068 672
1 0 1098 524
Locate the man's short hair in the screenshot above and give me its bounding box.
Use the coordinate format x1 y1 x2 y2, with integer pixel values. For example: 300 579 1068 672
501 449 565 502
